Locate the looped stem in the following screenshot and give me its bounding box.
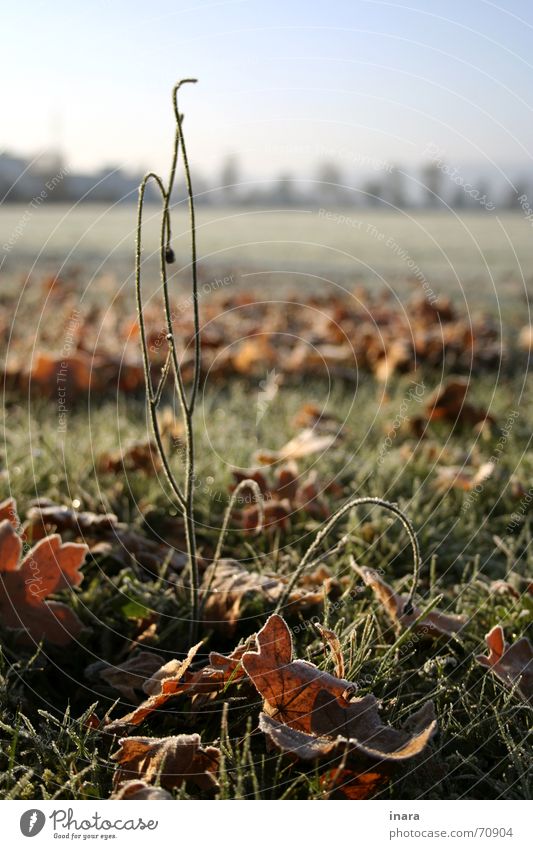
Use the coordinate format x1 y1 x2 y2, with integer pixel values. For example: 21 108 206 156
274 496 421 615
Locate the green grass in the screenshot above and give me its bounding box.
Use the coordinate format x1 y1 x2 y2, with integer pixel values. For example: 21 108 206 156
0 373 532 799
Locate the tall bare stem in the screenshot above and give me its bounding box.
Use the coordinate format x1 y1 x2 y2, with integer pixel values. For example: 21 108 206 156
135 79 200 642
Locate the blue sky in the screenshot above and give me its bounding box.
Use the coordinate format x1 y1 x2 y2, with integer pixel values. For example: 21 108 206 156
3 0 533 178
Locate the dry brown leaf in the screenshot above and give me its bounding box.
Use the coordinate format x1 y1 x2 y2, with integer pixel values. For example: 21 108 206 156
201 559 328 635
355 566 467 639
292 403 342 433
25 500 186 574
476 625 533 704
243 615 436 761
433 461 495 493
98 440 162 476
96 652 166 702
112 733 220 792
0 519 87 646
255 428 335 465
105 642 203 729
26 501 119 538
319 766 390 799
106 638 253 729
234 463 332 533
232 337 277 375
0 498 18 528
315 623 345 678
425 378 495 427
110 780 173 800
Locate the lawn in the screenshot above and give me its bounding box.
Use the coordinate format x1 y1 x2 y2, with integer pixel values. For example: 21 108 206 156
1 367 531 800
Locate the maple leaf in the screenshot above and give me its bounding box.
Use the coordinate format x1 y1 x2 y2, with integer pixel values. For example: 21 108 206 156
243 615 436 761
112 733 220 792
355 565 466 639
476 625 533 704
0 519 87 646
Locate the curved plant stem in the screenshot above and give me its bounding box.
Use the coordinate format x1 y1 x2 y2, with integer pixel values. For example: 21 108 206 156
135 80 201 642
274 496 421 615
213 478 265 567
200 478 265 617
173 81 201 415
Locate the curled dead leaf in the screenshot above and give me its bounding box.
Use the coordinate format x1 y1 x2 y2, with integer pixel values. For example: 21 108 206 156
25 500 186 575
355 566 466 639
433 461 495 493
98 440 162 476
255 428 335 465
106 638 253 729
106 641 203 729
315 623 345 678
0 498 18 528
476 625 533 704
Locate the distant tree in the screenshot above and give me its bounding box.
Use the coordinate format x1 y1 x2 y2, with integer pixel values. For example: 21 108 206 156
450 185 467 209
273 172 296 205
387 165 407 208
505 180 529 210
421 162 442 208
315 160 345 204
219 156 240 203
362 178 384 207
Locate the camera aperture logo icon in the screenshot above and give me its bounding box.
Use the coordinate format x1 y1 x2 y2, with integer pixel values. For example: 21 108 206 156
20 809 46 837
